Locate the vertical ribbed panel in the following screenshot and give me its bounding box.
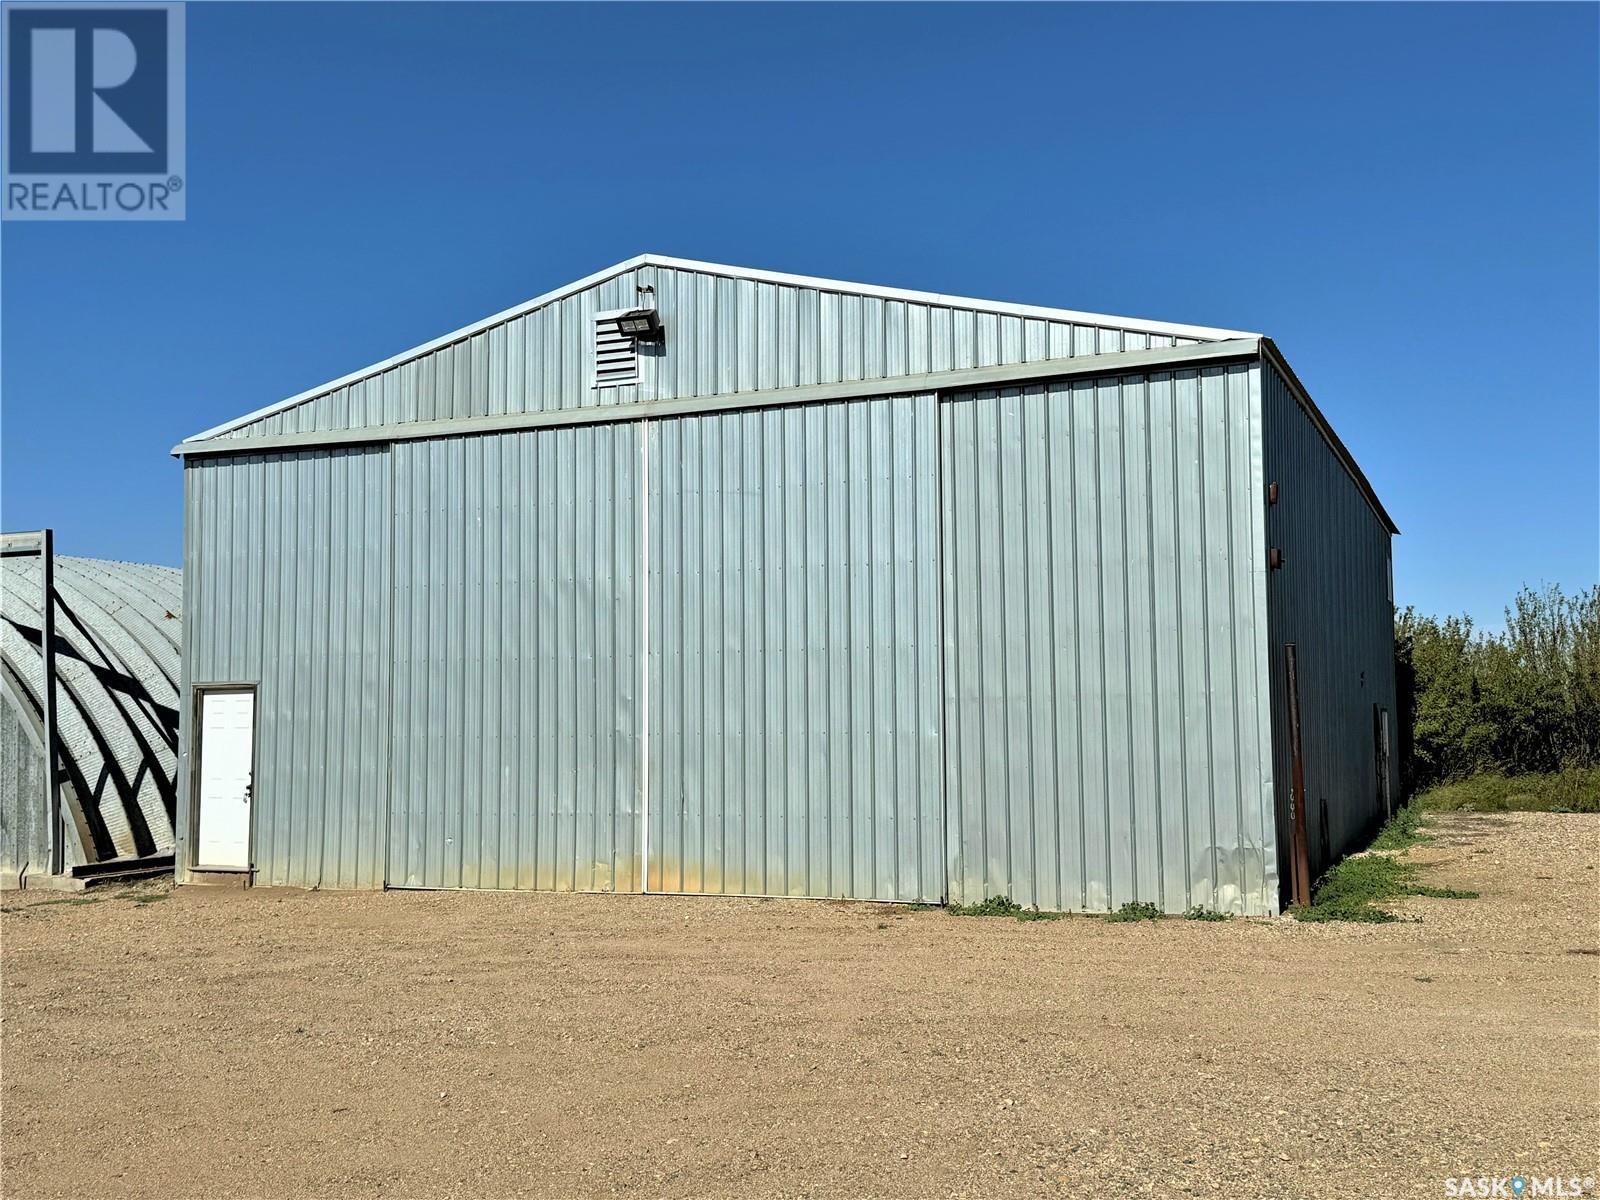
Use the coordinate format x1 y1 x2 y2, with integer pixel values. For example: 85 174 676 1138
1263 363 1397 886
220 265 1198 442
182 448 392 888
647 395 944 902
388 427 638 891
941 364 1277 915
0 687 50 875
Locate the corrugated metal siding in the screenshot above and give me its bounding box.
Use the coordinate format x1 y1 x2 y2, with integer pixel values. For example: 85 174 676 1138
0 683 51 875
940 364 1278 914
388 427 639 891
185 350 1399 919
646 396 944 902
1263 364 1397 887
220 265 1197 441
182 448 392 888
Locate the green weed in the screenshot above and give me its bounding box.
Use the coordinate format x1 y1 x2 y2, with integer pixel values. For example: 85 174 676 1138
1184 905 1231 922
1104 901 1162 923
1369 804 1430 851
947 895 1023 918
944 895 1065 922
1292 854 1479 923
1016 906 1064 922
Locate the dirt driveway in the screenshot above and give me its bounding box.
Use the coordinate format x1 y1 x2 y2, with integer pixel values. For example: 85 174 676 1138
2 812 1595 1199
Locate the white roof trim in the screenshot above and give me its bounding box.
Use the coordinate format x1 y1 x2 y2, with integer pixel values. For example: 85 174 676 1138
183 253 1259 443
646 255 1258 342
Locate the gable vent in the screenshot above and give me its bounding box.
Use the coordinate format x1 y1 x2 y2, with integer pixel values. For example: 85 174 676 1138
593 316 638 389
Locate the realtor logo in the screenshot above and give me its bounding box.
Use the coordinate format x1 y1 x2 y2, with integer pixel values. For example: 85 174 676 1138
3 2 185 219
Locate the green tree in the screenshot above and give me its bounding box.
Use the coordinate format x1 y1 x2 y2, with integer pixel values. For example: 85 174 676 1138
1395 583 1599 792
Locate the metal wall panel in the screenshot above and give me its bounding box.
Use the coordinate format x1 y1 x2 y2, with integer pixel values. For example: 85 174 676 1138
0 686 51 876
646 396 944 902
941 364 1278 915
180 447 393 888
387 427 639 891
220 265 1196 442
1263 363 1398 887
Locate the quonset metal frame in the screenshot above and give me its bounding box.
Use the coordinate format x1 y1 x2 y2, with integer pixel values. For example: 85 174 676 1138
1 536 183 883
173 255 1398 913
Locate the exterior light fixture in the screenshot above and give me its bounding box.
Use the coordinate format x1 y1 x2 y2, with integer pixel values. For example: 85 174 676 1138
614 307 663 342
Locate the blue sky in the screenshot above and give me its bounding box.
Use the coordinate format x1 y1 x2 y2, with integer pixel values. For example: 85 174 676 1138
2 2 1595 625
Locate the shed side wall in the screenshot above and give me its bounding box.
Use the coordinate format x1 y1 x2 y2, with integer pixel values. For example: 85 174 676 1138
1263 362 1398 890
941 364 1278 914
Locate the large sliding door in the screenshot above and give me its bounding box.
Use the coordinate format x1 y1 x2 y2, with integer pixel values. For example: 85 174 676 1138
387 428 641 891
940 369 1276 915
644 396 945 902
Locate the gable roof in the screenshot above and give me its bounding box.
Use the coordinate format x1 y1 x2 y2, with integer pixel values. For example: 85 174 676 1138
180 253 1259 445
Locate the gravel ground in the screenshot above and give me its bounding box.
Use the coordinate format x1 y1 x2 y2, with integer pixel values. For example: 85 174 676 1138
2 811 1595 1200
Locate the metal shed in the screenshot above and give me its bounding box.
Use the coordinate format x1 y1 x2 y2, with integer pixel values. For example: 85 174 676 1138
1 533 182 887
172 255 1398 914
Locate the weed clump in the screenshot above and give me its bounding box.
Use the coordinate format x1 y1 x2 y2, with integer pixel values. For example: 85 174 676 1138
1184 906 1231 922
1016 907 1064 922
947 895 1022 917
1104 901 1162 923
945 896 1064 922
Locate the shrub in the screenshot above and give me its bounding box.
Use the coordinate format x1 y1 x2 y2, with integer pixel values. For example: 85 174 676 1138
1396 583 1599 792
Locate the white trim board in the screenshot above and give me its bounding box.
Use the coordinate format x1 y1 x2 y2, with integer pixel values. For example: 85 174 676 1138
180 253 1260 444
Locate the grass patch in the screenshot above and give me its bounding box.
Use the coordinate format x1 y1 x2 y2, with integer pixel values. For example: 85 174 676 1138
1104 901 1162 923
1369 803 1431 851
1293 854 1479 923
1184 906 1231 922
1415 767 1599 814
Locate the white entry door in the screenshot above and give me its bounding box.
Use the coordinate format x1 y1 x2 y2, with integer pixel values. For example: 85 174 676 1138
196 689 255 870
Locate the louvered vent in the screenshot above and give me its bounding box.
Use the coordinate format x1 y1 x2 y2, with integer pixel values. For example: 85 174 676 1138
594 317 638 389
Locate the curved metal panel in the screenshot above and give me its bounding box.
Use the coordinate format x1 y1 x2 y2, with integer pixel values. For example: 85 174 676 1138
0 554 181 869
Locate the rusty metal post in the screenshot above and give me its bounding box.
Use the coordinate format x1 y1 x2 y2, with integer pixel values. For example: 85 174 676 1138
1285 643 1311 907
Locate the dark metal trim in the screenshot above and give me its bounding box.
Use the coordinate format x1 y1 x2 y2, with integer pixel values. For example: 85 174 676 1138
1285 643 1312 908
1260 339 1399 536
